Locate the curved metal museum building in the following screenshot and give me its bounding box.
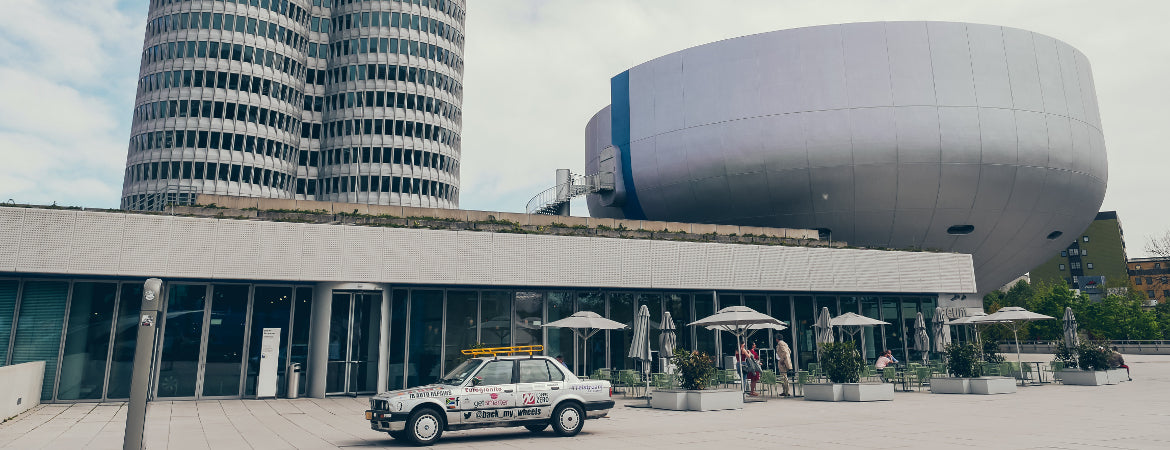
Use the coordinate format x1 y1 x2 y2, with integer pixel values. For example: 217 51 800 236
586 22 1108 294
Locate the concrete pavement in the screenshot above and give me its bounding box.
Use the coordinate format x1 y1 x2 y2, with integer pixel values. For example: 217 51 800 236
2 353 1169 449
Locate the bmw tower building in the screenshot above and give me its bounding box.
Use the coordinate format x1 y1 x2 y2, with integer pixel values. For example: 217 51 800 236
122 0 465 211
587 22 1108 295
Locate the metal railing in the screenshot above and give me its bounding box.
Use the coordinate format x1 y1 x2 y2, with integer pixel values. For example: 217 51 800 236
124 184 201 212
525 171 610 215
999 340 1170 355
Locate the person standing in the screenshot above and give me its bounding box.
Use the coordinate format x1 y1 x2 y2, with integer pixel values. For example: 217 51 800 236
774 335 793 397
738 342 761 396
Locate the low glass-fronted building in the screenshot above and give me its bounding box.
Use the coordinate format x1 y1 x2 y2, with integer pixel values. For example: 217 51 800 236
0 202 977 402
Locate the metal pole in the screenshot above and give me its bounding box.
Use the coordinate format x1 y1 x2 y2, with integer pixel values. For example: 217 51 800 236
124 278 163 450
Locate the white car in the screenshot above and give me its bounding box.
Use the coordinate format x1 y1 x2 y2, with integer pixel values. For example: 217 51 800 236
366 353 615 446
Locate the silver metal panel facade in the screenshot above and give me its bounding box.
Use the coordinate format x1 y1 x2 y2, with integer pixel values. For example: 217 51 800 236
0 207 975 294
587 22 1107 294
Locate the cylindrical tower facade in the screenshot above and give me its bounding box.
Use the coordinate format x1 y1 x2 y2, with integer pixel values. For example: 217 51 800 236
316 0 464 207
123 0 313 211
122 0 464 211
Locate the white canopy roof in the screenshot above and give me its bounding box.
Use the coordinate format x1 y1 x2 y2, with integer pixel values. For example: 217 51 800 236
828 312 889 327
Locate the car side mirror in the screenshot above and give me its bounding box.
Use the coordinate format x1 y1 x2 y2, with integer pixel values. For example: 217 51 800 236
471 376 483 386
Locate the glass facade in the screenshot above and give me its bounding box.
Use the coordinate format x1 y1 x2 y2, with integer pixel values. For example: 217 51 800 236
0 276 940 401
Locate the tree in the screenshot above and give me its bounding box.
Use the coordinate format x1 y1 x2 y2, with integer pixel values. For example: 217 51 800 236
1146 229 1170 258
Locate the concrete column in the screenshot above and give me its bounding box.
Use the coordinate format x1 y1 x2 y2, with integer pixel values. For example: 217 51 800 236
307 283 334 398
377 286 392 392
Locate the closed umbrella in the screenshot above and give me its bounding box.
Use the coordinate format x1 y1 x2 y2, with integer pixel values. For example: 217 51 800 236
689 305 786 396
628 305 653 397
659 311 677 372
932 307 951 354
542 311 627 374
972 306 1055 376
814 307 834 363
913 312 930 364
828 312 889 361
1062 307 1079 349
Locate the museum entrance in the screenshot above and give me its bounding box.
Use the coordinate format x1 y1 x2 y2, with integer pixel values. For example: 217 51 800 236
326 291 382 395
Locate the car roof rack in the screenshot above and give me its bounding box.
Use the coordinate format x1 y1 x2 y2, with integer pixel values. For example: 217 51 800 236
461 345 544 358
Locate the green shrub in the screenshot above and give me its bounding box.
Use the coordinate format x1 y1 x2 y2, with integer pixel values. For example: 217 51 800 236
944 342 980 378
820 342 863 383
1053 342 1077 366
673 349 716 390
1076 341 1111 371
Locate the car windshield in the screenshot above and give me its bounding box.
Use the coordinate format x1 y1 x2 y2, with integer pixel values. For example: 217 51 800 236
439 359 483 385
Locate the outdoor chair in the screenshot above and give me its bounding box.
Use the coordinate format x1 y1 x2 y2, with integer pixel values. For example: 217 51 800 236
590 368 612 382
795 370 813 397
978 361 999 377
1000 362 1019 380
807 363 822 382
617 369 641 397
1051 361 1065 383
759 370 778 397
881 367 903 390
914 367 933 391
651 372 675 391
858 365 875 382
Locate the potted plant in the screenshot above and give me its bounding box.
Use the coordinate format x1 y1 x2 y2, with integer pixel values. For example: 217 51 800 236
1050 342 1077 382
1061 341 1115 386
650 349 742 411
806 342 893 402
932 342 978 394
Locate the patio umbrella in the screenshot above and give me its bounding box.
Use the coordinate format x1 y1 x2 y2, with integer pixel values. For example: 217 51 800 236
913 312 930 364
932 307 951 354
972 306 1055 372
659 311 677 371
542 311 627 374
946 311 1000 359
628 305 653 397
689 305 786 396
828 312 888 361
1062 307 1079 349
814 307 834 362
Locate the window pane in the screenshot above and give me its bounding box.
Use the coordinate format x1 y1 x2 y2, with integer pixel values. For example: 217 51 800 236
11 281 69 400
57 282 118 400
792 296 815 369
518 359 551 383
577 292 605 372
480 291 511 347
476 360 513 385
407 290 443 387
0 280 17 365
545 292 575 374
694 293 716 356
106 283 143 398
157 284 206 397
289 287 313 396
202 285 248 397
389 289 408 389
444 290 477 376
513 292 543 348
608 293 633 372
244 286 291 396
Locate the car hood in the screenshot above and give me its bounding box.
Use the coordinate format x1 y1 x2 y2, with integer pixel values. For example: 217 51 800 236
374 384 457 401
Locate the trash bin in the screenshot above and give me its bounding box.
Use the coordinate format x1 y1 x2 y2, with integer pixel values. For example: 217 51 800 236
724 355 737 371
287 363 301 399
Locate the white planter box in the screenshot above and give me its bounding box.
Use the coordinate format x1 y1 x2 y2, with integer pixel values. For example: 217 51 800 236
1061 370 1109 386
650 389 743 411
842 383 894 402
969 376 1016 394
803 383 843 402
930 377 971 394
1107 369 1128 383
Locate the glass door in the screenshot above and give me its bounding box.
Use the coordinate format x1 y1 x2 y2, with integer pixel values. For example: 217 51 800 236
156 284 248 399
326 291 382 395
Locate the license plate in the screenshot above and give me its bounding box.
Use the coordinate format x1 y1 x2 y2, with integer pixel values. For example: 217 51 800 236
365 411 373 420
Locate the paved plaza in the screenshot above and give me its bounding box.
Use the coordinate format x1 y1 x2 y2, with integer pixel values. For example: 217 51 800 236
3 354 1169 449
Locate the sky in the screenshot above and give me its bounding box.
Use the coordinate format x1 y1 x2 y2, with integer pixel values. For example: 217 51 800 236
0 0 1166 255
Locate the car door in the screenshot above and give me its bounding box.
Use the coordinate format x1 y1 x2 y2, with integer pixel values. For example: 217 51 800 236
515 359 563 419
459 359 516 424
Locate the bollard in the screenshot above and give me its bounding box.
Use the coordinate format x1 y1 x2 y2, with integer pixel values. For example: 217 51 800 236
124 278 163 450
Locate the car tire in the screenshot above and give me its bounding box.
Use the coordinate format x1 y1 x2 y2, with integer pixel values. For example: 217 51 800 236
550 403 584 437
406 408 444 446
524 423 549 433
388 431 406 440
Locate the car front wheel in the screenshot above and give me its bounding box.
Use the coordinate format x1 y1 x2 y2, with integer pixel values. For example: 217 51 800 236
550 403 583 437
406 409 444 446
524 423 549 433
